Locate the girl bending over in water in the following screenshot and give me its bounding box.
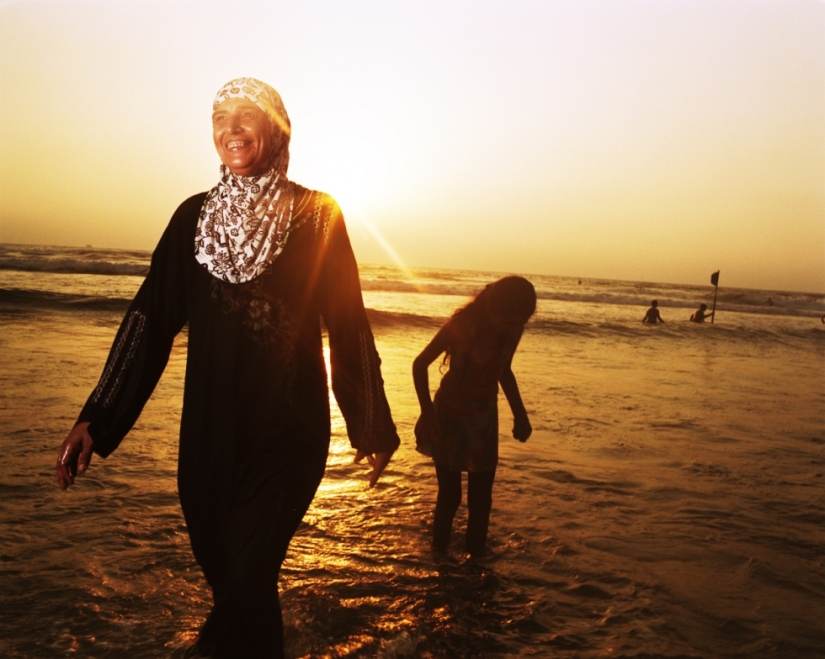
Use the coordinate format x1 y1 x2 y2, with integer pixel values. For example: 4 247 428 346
413 276 536 556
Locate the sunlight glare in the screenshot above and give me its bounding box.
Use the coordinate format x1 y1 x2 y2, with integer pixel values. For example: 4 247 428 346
338 202 427 295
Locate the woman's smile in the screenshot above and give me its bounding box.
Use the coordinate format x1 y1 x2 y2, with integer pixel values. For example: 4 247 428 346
212 98 273 176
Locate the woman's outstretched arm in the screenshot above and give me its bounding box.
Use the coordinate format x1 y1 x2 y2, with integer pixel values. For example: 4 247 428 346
320 196 400 486
56 198 195 489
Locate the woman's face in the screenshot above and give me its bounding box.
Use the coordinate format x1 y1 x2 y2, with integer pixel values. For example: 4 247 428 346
212 98 272 176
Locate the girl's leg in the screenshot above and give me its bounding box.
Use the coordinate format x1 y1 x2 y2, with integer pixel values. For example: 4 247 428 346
433 465 462 552
466 469 496 555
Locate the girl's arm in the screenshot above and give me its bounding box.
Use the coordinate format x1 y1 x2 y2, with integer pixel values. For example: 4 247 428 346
499 329 532 442
412 322 452 416
499 367 531 441
412 322 452 455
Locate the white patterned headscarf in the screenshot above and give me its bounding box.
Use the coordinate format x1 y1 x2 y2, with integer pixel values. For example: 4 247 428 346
195 78 294 283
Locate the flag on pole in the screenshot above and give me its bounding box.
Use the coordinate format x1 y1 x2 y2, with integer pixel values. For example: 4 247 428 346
710 270 720 287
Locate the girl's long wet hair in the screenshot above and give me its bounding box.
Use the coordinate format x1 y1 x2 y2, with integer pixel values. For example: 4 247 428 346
441 276 537 370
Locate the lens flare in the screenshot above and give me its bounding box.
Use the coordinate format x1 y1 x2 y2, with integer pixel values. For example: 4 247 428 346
341 204 425 293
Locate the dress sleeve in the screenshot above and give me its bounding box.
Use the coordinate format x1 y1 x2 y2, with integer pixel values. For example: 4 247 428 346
77 203 192 458
318 195 400 455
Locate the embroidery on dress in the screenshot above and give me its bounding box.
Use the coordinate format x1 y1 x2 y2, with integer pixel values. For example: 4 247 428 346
209 278 297 367
91 310 146 408
358 330 376 438
309 192 335 243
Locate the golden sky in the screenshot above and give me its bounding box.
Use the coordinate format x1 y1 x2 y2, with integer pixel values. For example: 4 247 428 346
1 0 823 292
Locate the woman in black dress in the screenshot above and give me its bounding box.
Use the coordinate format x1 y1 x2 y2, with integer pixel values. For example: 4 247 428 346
56 77 399 658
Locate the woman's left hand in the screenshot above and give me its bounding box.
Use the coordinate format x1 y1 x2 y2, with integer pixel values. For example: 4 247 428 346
354 450 394 488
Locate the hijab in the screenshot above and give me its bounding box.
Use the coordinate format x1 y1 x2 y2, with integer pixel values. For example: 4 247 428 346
194 78 295 284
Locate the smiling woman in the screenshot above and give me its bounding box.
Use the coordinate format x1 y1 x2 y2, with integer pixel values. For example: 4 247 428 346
55 77 401 659
211 99 274 177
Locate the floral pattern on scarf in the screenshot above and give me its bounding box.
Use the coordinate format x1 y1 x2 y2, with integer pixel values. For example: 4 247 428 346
195 78 295 284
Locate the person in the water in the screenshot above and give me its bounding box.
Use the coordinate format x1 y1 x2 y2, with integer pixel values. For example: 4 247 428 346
413 276 536 556
55 77 399 659
642 299 665 324
690 303 714 322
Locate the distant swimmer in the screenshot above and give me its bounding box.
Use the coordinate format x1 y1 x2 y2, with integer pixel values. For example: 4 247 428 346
690 303 714 323
642 300 665 324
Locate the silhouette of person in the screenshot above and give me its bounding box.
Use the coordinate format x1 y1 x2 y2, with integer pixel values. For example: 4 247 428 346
690 303 714 323
642 300 665 324
413 276 536 556
56 77 399 659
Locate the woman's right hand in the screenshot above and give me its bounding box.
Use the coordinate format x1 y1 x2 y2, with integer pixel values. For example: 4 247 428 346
57 422 94 490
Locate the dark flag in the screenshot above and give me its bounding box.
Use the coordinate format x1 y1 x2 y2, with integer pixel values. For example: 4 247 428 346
711 271 720 287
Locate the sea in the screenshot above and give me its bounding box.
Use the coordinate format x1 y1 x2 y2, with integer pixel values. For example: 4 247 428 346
1 242 823 659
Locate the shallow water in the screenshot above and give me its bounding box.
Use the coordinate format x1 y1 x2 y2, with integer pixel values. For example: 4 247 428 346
1 249 824 658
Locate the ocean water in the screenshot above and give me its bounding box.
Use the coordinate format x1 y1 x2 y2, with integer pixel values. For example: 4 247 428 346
0 242 823 659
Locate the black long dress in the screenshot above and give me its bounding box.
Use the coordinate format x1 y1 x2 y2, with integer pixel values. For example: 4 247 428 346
77 184 400 658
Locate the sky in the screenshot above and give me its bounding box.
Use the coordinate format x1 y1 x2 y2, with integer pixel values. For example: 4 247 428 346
0 0 823 292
